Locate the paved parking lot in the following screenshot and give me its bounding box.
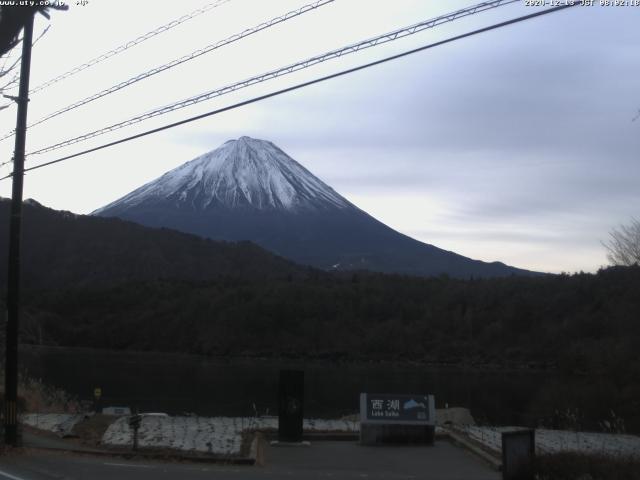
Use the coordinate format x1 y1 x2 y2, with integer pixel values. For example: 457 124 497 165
265 440 500 479
0 439 499 480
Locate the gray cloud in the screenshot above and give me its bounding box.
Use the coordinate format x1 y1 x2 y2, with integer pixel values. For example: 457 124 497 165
167 4 640 272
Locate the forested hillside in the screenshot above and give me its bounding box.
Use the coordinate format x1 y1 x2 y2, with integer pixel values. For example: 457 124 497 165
0 199 303 289
2 199 639 430
2 198 638 384
20 266 640 383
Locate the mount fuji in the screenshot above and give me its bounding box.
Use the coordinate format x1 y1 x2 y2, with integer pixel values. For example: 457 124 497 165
93 136 534 278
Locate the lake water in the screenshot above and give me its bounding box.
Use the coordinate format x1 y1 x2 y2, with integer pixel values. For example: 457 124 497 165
22 346 640 434
20 345 563 426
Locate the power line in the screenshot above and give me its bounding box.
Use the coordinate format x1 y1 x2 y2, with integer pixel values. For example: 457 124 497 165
0 3 578 182
24 0 520 157
28 0 232 95
20 0 335 137
0 0 335 143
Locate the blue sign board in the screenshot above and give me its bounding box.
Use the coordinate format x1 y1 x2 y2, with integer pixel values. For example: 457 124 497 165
360 393 435 425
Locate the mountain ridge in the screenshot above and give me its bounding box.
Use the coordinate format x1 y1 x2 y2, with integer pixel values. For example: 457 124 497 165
94 136 539 278
0 198 303 290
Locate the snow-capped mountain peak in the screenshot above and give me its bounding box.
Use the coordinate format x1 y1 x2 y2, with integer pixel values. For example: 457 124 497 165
94 136 351 213
93 136 535 278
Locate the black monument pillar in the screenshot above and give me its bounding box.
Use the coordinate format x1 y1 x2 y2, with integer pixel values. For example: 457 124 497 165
278 370 304 442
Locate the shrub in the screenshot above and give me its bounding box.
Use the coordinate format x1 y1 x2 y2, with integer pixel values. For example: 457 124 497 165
0 374 80 414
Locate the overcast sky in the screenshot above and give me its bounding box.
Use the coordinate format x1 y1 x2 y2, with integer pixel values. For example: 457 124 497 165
0 0 638 274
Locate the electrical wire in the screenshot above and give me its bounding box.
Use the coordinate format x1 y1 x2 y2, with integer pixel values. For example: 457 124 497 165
0 0 335 143
24 0 520 157
29 0 233 95
0 3 578 182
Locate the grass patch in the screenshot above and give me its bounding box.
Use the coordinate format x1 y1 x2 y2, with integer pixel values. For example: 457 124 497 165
72 414 116 446
0 374 80 414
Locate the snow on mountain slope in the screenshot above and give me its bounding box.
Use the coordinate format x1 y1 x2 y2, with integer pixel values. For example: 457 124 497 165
94 136 538 278
94 136 351 214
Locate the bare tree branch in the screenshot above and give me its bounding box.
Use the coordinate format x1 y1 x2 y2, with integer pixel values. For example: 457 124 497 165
32 24 51 48
0 71 19 91
0 3 66 58
0 37 22 64
602 218 640 266
0 13 53 104
0 51 22 79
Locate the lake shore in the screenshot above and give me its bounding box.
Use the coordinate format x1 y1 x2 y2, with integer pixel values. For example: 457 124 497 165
18 344 639 434
18 343 558 374
21 412 640 460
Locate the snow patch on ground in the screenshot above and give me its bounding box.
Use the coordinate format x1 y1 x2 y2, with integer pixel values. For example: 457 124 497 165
301 418 359 432
459 425 640 458
103 416 243 455
22 413 84 437
101 416 359 456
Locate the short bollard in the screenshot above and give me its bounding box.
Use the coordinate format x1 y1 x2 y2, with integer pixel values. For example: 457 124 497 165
93 387 102 414
502 429 535 480
128 414 142 451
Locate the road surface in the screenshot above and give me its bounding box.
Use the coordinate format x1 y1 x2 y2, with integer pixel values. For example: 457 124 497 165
0 441 499 479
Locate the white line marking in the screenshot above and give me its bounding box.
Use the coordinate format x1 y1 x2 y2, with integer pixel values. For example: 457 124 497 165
0 468 27 480
103 462 155 469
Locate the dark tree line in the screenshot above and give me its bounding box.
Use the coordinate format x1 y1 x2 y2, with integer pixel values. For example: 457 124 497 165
19 266 640 383
2 200 640 431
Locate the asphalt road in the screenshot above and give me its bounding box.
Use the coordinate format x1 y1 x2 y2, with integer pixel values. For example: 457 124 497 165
0 441 499 480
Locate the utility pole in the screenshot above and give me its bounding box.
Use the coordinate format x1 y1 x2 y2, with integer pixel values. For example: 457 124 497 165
4 11 34 447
